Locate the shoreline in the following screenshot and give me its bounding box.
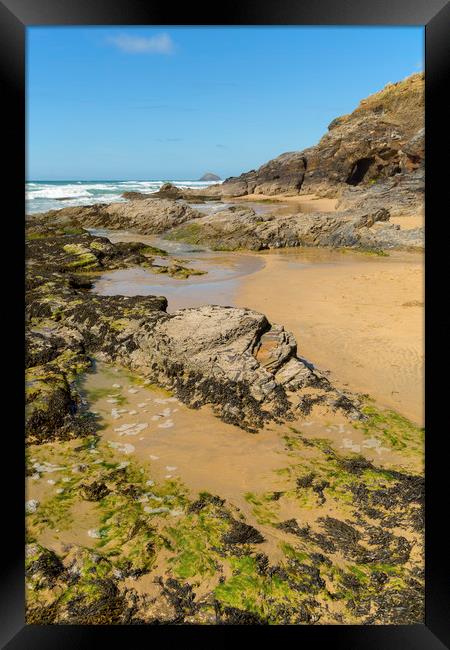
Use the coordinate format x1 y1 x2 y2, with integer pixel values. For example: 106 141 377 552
89 225 424 425
25 194 425 626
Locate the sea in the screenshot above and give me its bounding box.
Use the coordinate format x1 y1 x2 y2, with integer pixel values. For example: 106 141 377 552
25 179 222 215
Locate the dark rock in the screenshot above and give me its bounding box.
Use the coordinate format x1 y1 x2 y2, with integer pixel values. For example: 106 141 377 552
187 493 225 513
26 546 65 587
159 578 197 620
216 604 267 625
199 172 221 181
276 519 308 537
296 472 315 488
222 519 265 545
80 480 110 501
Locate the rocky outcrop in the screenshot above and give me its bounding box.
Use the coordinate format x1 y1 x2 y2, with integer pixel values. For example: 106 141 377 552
301 74 424 195
215 73 424 215
199 172 221 181
25 227 363 440
166 205 424 252
121 183 222 203
221 152 307 197
32 198 204 236
25 226 424 628
30 185 423 255
25 230 171 444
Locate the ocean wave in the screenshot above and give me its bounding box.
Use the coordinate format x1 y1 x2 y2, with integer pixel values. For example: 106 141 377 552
26 187 94 200
25 179 223 214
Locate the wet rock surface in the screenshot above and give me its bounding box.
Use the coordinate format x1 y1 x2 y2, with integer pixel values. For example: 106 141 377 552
25 225 364 439
222 519 265 545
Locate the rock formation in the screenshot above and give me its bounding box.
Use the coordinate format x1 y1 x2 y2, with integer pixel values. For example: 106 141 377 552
214 73 424 215
31 196 424 253
199 172 221 181
24 73 425 628
33 197 204 236
166 205 424 251
25 226 363 442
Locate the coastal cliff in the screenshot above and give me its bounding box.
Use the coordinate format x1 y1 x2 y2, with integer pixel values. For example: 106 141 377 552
217 73 424 215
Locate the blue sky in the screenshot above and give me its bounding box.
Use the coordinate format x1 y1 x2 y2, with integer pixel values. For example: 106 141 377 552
27 26 424 181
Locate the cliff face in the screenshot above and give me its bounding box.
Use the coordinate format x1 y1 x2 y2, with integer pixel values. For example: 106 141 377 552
220 73 424 208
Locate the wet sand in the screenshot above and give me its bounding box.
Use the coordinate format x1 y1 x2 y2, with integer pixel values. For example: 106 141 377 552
234 193 339 213
235 194 424 230
390 215 424 230
26 360 411 558
90 228 264 311
83 362 404 499
236 249 424 425
92 227 424 424
26 222 425 622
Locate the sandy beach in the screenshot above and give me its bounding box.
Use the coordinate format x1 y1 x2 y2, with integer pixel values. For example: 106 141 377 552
234 192 339 213
91 227 424 425
236 248 424 425
24 29 427 628
236 193 424 231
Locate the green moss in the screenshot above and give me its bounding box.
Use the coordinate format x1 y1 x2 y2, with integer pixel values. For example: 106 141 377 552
210 244 240 252
169 266 206 279
26 232 47 240
63 243 98 269
30 483 77 531
109 318 130 332
214 556 307 624
164 222 203 244
140 245 168 257
166 507 228 579
283 433 305 451
349 564 370 584
341 246 389 257
57 549 116 606
280 542 309 563
244 492 278 524
355 403 424 455
67 255 98 270
63 243 87 255
96 494 158 573
89 241 109 252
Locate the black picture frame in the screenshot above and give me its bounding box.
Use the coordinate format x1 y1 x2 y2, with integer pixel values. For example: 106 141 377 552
2 0 448 646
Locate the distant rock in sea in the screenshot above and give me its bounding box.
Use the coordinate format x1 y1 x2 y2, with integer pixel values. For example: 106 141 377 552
199 172 221 181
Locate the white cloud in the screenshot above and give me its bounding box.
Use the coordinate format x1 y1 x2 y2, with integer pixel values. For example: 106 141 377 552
108 32 175 55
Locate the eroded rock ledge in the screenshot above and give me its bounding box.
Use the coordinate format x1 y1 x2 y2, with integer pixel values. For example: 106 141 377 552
165 205 423 251
30 198 423 253
26 227 362 443
32 197 205 236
